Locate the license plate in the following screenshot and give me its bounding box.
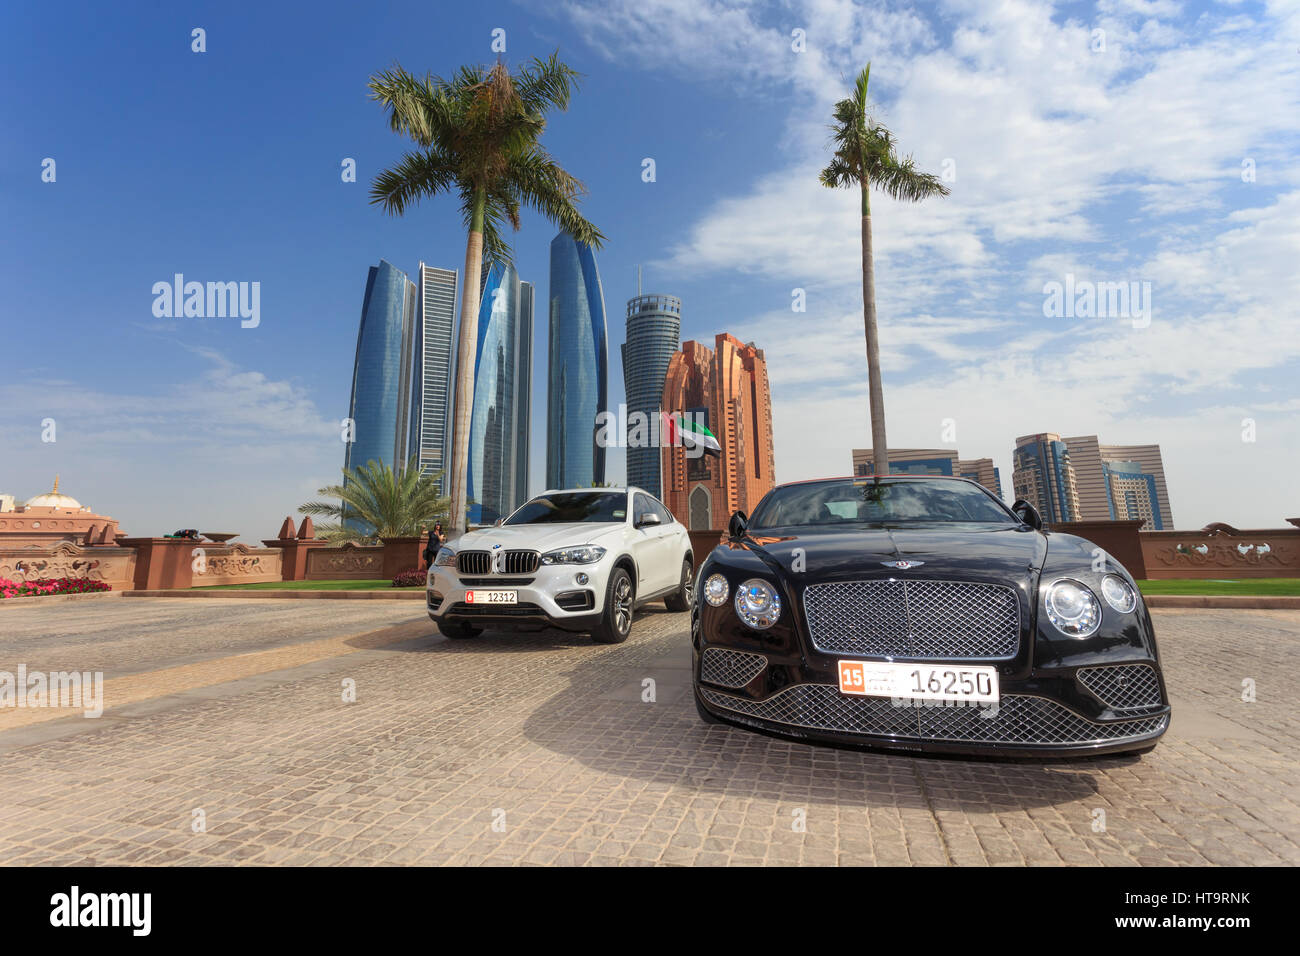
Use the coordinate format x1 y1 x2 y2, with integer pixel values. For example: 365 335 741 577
837 660 999 703
464 589 517 605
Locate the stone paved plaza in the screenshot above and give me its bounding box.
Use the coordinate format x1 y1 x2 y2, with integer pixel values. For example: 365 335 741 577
0 598 1296 865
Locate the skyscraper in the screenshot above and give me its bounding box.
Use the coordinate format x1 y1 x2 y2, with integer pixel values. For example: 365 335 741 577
1063 435 1174 529
661 334 776 530
850 448 1002 498
345 259 418 476
1012 433 1082 524
466 261 534 524
412 263 458 487
546 231 608 490
621 292 681 497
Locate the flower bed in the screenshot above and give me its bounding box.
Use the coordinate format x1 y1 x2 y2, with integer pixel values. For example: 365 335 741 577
0 577 113 599
390 568 426 588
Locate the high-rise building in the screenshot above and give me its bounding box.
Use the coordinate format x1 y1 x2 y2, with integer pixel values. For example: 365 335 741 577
661 334 776 530
850 448 1002 498
1012 433 1082 524
466 261 534 524
546 231 608 489
1063 435 1173 529
345 259 418 476
412 264 459 487
621 292 681 497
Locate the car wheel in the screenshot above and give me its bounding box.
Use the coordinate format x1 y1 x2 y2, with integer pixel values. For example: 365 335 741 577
436 621 483 640
694 686 723 724
664 557 694 611
592 567 634 644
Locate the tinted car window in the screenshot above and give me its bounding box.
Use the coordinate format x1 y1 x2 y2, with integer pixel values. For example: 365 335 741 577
505 492 629 525
633 493 655 525
749 479 1013 528
650 498 675 525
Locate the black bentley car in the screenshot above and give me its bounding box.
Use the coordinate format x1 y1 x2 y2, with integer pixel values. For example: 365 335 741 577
692 476 1169 757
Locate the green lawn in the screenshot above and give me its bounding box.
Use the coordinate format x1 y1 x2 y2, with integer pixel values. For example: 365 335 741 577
1137 578 1300 596
193 579 409 591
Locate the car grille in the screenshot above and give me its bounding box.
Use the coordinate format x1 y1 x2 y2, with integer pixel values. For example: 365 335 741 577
1077 664 1162 711
700 685 1166 746
456 550 541 575
458 577 534 587
802 579 1020 659
700 648 768 689
445 601 543 617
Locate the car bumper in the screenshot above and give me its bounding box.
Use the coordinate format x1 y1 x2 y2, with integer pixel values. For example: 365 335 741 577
693 643 1170 757
426 561 608 632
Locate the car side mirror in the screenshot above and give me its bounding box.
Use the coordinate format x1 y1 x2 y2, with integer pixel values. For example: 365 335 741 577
493 518 504 526
636 512 661 528
728 510 748 538
1011 499 1043 530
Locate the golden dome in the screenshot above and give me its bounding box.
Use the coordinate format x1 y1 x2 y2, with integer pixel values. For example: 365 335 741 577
25 474 83 511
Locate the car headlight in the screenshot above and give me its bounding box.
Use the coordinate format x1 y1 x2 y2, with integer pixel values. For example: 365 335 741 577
734 578 781 629
434 547 456 567
1100 574 1137 613
1043 579 1101 637
541 545 607 565
703 574 729 606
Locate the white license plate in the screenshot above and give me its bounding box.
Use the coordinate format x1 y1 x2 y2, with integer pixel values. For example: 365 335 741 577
837 660 999 703
464 589 517 605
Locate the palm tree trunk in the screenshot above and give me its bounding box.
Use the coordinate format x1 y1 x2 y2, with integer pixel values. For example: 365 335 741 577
860 190 889 478
447 191 486 536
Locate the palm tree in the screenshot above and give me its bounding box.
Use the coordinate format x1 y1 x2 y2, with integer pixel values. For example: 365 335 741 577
820 63 949 479
300 457 450 544
368 54 604 535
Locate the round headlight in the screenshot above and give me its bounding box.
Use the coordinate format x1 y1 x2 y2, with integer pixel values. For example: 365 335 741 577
1100 574 1137 613
703 574 729 607
1044 579 1101 637
734 578 781 629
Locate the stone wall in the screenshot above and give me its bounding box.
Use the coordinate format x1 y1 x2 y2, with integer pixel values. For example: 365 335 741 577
0 541 137 591
190 543 283 587
1140 524 1300 579
304 543 386 580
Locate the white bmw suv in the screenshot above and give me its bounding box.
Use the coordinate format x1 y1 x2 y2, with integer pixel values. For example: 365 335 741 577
427 487 694 644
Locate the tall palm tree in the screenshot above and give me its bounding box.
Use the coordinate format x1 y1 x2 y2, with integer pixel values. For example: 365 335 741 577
300 457 450 543
820 63 949 479
368 54 604 535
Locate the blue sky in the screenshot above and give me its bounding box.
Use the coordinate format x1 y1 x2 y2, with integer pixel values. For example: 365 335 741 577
2 0 1297 536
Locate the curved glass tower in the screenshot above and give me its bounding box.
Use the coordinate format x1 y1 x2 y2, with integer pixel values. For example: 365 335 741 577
466 261 534 524
546 232 608 489
345 259 417 475
621 293 681 496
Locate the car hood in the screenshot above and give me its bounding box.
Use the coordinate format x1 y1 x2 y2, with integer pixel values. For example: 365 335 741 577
734 523 1047 586
454 522 624 553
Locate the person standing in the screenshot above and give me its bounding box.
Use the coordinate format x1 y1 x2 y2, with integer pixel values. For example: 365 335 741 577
422 522 445 569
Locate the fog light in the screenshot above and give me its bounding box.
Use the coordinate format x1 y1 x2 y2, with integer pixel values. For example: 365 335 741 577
575 572 589 585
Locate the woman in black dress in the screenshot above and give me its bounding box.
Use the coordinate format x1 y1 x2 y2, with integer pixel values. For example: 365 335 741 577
422 522 445 569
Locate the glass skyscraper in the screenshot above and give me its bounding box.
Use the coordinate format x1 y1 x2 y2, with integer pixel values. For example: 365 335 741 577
546 232 608 490
345 259 417 476
621 293 681 497
413 263 459 488
1012 433 1081 524
466 261 534 524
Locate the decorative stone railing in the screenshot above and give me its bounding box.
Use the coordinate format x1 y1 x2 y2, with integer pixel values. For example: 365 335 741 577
190 543 283 587
1140 525 1300 579
0 541 137 591
304 542 386 580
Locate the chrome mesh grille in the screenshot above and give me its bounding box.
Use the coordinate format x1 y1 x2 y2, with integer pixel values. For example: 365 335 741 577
1077 664 1162 711
456 550 540 575
802 579 1020 659
700 685 1166 746
700 648 768 689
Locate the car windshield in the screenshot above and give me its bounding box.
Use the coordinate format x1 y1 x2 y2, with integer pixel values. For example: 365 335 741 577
748 479 1015 528
504 492 629 525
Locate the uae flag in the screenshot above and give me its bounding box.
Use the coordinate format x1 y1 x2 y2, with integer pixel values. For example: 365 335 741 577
663 412 722 456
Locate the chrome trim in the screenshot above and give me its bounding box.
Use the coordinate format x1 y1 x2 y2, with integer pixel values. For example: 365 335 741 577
700 685 1167 746
700 648 768 689
802 579 1020 660
456 550 540 575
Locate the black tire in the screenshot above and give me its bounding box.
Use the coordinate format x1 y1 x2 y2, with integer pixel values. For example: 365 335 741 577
664 557 694 611
694 687 723 724
436 620 483 640
592 567 634 644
